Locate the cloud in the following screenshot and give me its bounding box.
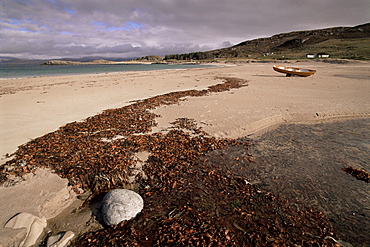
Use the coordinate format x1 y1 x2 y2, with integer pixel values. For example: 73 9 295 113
0 0 369 59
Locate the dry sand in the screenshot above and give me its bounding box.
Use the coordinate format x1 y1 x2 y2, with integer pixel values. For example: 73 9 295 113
152 61 370 138
0 61 369 245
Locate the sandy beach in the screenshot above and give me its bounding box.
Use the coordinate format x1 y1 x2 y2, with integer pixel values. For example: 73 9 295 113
1 60 369 246
2 61 369 160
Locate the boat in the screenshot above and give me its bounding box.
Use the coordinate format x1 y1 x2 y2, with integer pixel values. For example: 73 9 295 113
273 65 316 77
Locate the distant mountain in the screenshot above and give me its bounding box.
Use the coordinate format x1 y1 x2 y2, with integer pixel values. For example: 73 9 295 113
0 56 133 65
165 23 370 60
0 57 47 65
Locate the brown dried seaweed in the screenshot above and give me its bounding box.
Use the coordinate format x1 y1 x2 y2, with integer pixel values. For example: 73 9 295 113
342 165 370 183
1 77 339 246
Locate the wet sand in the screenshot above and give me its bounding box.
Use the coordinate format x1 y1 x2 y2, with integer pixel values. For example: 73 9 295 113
206 118 370 246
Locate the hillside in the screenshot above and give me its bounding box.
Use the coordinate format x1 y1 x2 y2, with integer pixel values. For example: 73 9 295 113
132 55 164 62
0 57 47 65
165 23 370 61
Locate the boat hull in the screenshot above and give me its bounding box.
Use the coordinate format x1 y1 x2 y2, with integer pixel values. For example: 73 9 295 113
273 65 316 77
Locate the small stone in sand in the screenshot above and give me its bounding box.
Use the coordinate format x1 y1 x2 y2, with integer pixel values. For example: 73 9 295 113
102 189 144 226
46 231 75 247
4 212 47 247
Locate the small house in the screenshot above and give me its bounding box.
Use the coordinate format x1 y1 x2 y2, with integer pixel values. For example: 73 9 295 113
317 53 330 58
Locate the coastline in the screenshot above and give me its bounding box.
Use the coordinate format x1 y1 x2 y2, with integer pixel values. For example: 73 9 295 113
2 61 369 160
0 65 224 161
1 61 369 245
0 63 214 80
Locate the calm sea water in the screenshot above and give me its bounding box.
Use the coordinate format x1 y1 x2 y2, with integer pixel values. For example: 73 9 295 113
0 63 213 79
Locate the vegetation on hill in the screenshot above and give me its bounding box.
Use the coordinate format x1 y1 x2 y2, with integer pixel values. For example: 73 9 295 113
165 23 370 61
132 55 164 62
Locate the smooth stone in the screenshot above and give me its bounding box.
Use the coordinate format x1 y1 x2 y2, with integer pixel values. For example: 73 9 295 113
102 189 144 226
4 212 47 247
46 231 75 247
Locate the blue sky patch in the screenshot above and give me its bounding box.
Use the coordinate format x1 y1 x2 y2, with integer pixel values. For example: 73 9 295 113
65 8 76 16
60 31 74 35
93 21 144 31
125 21 143 29
5 18 23 25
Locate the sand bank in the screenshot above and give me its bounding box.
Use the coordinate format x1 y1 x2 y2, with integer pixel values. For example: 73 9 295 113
152 61 370 138
0 67 223 162
1 61 369 161
0 61 369 245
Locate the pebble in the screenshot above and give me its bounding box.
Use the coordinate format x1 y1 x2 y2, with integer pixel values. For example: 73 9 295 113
46 231 75 247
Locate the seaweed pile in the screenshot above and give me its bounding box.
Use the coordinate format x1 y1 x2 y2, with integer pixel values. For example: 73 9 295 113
343 166 370 183
1 77 338 246
0 77 247 192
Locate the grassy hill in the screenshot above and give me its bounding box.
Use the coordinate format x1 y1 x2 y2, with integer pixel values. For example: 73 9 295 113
264 37 370 60
165 23 370 61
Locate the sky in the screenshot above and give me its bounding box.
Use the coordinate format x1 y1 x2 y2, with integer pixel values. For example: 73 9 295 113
0 0 369 60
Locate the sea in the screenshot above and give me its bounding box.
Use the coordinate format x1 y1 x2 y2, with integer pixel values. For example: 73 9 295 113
0 63 214 79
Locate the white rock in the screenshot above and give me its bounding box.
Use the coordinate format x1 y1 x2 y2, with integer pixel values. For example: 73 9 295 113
102 189 144 225
4 212 47 247
46 231 75 247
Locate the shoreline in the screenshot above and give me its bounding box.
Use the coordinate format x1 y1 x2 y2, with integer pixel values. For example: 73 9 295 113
0 63 218 80
1 61 369 245
1 60 369 161
0 66 224 161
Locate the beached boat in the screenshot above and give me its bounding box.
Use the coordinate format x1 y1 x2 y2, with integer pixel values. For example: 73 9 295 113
273 65 316 77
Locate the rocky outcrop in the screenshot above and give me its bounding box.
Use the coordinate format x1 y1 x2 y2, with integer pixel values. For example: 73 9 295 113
43 60 80 65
